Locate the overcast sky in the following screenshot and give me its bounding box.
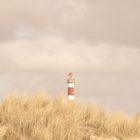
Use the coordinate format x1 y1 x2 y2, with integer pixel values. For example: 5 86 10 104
0 0 140 114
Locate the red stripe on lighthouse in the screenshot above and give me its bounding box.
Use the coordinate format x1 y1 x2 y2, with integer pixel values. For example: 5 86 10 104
68 87 74 95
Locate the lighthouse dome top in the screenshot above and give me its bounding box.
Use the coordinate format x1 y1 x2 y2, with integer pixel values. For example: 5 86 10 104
67 72 75 83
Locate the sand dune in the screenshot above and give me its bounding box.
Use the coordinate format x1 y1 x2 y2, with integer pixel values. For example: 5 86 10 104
0 93 139 140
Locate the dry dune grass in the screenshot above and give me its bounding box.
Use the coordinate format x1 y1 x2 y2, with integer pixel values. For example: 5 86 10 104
0 92 139 140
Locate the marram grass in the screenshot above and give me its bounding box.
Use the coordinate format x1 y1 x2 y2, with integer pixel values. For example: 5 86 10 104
0 92 139 140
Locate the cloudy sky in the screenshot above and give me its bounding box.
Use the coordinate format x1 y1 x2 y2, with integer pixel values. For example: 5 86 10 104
0 0 140 113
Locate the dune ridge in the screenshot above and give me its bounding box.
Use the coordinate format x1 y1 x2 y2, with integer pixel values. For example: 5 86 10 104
0 93 139 140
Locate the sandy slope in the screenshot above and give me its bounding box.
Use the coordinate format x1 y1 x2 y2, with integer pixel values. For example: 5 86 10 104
0 93 139 140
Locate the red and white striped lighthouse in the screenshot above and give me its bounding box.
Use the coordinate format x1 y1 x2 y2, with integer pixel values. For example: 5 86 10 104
67 72 75 100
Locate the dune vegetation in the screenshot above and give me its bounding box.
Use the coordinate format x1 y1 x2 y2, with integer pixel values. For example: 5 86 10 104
0 92 139 140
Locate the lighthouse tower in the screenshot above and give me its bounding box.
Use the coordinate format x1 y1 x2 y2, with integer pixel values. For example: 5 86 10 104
67 73 75 101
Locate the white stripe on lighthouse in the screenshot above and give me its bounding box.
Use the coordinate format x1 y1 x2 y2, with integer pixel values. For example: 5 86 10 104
68 95 75 100
68 83 74 87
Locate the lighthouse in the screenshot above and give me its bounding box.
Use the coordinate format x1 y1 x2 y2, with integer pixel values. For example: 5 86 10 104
67 73 75 100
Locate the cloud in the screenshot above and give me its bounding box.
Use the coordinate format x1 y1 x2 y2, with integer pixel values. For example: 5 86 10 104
0 0 140 113
0 36 140 73
0 0 140 46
